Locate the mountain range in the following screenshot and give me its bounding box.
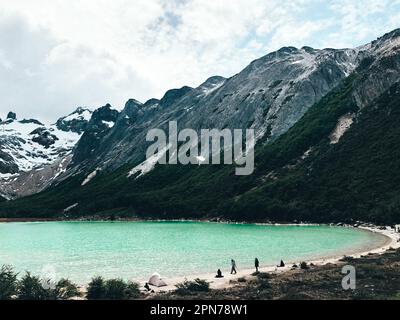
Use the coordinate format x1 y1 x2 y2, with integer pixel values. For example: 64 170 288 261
1 28 400 224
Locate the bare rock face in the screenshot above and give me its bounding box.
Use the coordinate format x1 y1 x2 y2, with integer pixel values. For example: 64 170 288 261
0 149 19 174
0 155 73 199
351 29 400 109
64 43 362 176
2 29 400 201
70 104 119 165
159 86 193 108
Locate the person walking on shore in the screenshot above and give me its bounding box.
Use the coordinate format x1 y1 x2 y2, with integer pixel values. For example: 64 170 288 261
255 258 260 273
231 259 237 274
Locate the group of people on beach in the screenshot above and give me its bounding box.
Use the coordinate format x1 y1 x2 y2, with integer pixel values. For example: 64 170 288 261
215 258 285 278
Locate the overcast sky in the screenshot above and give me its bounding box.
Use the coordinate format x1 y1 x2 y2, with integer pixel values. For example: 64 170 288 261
0 0 400 122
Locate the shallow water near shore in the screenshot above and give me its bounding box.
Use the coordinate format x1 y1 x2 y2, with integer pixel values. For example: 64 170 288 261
0 221 388 284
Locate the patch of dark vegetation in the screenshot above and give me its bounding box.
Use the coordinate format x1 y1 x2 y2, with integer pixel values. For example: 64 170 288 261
175 278 210 296
0 267 141 300
0 265 17 300
0 266 81 300
256 272 271 279
340 256 356 263
86 276 140 300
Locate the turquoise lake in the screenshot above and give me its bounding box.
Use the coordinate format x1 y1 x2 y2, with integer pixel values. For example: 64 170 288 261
0 221 388 284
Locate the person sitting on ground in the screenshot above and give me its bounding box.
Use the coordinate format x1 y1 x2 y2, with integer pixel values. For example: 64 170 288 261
277 260 285 268
255 258 260 273
144 282 151 291
231 259 237 274
215 269 224 278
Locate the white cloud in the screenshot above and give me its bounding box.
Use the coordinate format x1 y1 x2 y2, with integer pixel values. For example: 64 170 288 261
0 0 399 122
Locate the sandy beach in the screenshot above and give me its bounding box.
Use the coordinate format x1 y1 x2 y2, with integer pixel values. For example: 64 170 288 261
143 225 400 293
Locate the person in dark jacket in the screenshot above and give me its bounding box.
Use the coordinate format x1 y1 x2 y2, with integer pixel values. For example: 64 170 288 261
215 269 224 278
231 259 237 274
255 258 260 272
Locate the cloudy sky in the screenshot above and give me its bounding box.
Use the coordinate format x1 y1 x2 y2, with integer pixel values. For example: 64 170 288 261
0 0 400 122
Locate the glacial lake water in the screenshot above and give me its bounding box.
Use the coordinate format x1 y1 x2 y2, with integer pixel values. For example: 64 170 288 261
0 221 388 284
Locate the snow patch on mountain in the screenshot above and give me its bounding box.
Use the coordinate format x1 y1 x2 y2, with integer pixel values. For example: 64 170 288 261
202 81 225 96
0 119 81 176
330 114 355 144
55 107 93 133
64 203 78 213
102 120 115 128
81 168 100 186
0 192 10 200
63 109 91 122
128 145 170 179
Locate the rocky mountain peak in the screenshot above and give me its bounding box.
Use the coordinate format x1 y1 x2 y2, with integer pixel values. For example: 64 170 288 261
199 76 226 88
90 104 118 124
359 28 400 60
56 107 92 134
160 86 193 108
7 111 16 120
277 46 299 55
70 104 119 164
19 119 44 126
301 46 316 53
119 99 145 124
143 98 161 108
124 99 143 113
376 28 400 43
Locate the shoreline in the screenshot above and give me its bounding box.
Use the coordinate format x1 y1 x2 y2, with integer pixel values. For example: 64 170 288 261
1 218 399 294
0 217 319 224
0 216 386 227
144 225 399 293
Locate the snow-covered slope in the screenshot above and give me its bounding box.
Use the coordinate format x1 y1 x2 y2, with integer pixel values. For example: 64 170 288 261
0 108 92 198
0 119 80 174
